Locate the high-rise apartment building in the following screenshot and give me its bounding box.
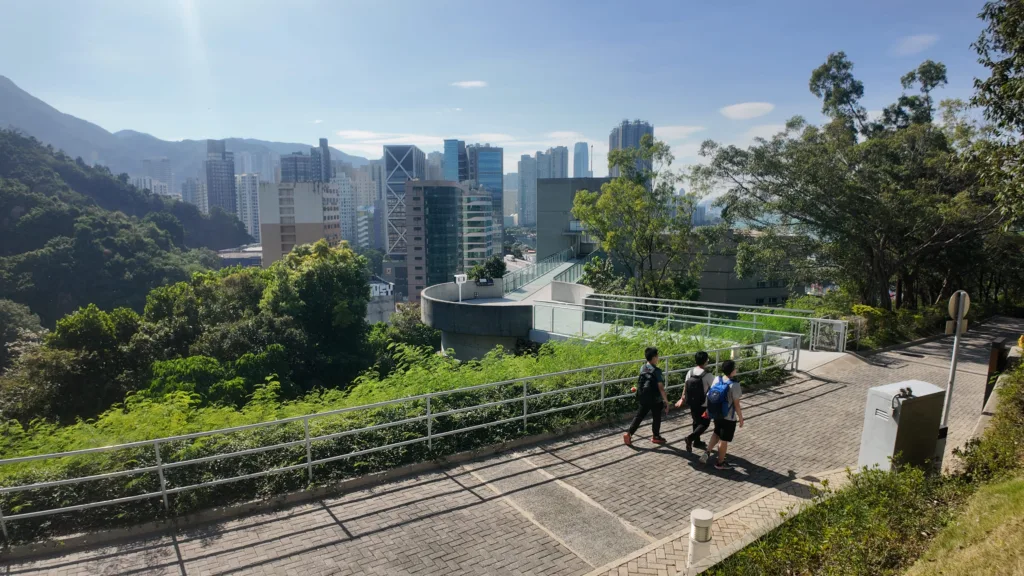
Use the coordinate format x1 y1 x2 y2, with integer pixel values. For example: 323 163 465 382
461 187 494 272
196 181 209 215
235 173 261 242
280 152 314 183
608 119 654 177
142 157 172 193
130 176 170 197
573 142 592 177
356 206 374 249
259 181 340 266
443 139 468 182
317 138 332 182
235 151 254 176
333 173 358 245
426 151 445 180
467 144 504 249
352 168 378 208
503 172 519 216
181 177 200 207
204 140 237 214
537 146 569 178
517 154 538 226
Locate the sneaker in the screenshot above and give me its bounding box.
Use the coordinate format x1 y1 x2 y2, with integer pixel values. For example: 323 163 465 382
715 461 735 470
651 436 667 444
623 433 632 446
685 437 693 453
699 451 710 465
693 439 708 450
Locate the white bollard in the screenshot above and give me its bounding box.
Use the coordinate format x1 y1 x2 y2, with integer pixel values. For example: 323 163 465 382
687 508 714 569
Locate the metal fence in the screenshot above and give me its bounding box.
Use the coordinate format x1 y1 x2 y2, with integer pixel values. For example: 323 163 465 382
0 338 798 544
580 294 847 352
552 251 604 285
502 248 574 293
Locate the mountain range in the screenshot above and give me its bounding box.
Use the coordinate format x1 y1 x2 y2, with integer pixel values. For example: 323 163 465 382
0 75 368 188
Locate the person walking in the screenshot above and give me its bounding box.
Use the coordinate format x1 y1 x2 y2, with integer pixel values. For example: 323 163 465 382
699 360 744 469
623 347 670 446
675 351 715 453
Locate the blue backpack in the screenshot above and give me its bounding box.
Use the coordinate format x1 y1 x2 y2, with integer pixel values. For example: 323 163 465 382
706 377 732 419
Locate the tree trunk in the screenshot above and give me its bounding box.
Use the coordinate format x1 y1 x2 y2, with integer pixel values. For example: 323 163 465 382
895 277 904 310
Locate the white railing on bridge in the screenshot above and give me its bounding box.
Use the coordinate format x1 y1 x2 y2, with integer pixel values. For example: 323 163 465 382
0 337 798 544
502 248 574 293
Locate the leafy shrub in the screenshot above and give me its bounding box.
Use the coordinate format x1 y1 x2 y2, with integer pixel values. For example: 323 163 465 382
954 362 1024 484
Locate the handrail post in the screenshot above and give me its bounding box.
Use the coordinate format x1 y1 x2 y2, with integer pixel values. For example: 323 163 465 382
600 367 606 402
426 396 433 451
522 380 529 432
303 417 313 483
0 499 9 544
154 441 169 512
795 336 802 371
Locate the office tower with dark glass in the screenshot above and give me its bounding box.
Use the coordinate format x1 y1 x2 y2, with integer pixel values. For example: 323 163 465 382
573 142 591 177
383 144 425 297
467 143 503 249
280 152 314 183
405 182 462 301
203 139 237 214
608 119 654 177
443 139 468 182
318 138 332 181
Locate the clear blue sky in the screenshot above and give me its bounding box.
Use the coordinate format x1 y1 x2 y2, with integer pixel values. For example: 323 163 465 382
0 0 988 176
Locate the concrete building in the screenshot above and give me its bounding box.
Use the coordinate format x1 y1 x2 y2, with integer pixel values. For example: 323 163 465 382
368 159 386 202
259 181 340 266
536 177 611 259
217 245 262 268
333 173 357 245
503 172 518 216
462 187 494 272
356 205 374 249
609 119 654 177
352 168 378 208
196 181 209 215
317 138 332 182
404 181 463 302
142 157 172 194
538 146 568 178
280 152 314 183
443 139 468 182
180 177 200 207
426 151 445 180
130 175 170 197
235 173 261 242
234 152 254 176
573 142 592 177
204 140 236 215
383 145 425 298
258 152 278 184
367 276 396 324
467 144 504 250
517 154 538 226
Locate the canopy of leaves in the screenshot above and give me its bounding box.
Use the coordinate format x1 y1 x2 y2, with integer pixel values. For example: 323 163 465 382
0 130 251 325
468 255 507 281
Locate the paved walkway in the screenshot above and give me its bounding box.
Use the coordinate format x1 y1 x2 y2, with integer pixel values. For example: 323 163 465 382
4 317 1022 576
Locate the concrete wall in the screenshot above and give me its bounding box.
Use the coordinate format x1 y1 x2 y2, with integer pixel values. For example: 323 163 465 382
420 282 533 360
366 294 396 324
550 281 594 305
536 177 611 260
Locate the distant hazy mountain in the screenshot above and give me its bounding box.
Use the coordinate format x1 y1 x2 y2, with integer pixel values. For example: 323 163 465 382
0 75 368 187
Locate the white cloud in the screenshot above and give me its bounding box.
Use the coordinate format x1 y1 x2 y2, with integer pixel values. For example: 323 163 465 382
451 80 487 88
720 102 775 120
655 125 705 141
892 34 938 56
312 119 323 124
453 107 463 112
670 142 703 159
739 124 787 144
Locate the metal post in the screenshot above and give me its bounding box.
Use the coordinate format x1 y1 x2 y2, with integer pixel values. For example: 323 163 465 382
687 508 714 568
426 396 433 451
941 291 967 428
580 306 584 336
0 501 8 544
795 336 801 371
303 417 313 483
522 380 529 432
600 368 606 402
154 441 169 511
715 350 720 371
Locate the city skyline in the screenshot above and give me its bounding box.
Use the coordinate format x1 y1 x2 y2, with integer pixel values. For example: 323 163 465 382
0 0 985 177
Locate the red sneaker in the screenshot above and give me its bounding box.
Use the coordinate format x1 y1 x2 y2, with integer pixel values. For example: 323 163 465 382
651 436 667 444
623 433 632 446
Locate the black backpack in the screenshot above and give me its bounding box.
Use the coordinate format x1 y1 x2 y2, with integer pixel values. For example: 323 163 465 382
636 369 660 406
684 371 707 408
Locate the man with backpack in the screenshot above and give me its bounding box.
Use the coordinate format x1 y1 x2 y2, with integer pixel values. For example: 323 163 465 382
699 359 744 470
623 346 670 446
675 351 715 453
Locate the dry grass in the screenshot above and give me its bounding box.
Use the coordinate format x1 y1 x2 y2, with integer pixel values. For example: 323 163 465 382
906 474 1024 576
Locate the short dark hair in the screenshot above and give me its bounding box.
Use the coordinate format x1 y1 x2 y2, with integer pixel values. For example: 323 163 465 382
645 346 659 362
721 359 737 376
694 351 709 366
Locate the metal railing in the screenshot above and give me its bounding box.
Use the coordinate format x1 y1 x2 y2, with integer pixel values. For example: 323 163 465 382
502 248 574 293
583 294 847 352
553 251 604 285
0 338 797 544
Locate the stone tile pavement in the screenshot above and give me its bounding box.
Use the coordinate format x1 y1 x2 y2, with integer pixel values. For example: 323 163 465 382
3 317 1022 576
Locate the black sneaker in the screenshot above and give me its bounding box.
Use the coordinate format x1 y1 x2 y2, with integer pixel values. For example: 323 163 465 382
693 440 708 450
714 461 735 470
685 437 693 453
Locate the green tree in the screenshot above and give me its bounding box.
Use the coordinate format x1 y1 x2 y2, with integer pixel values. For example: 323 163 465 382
468 255 507 280
572 135 707 298
0 299 43 373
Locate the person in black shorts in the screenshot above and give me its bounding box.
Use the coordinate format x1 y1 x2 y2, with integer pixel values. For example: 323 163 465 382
699 360 744 470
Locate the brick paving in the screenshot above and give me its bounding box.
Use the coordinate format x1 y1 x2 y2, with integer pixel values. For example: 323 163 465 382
3 317 1021 576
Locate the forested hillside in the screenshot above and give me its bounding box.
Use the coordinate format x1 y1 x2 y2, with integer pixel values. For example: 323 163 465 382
0 130 251 325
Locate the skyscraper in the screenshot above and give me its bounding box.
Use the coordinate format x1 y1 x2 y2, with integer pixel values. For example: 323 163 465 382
383 145 425 297
318 138 332 182
573 142 591 177
142 157 172 192
235 173 261 242
426 151 445 180
181 177 200 207
333 173 357 245
204 140 237 215
608 119 654 177
467 144 504 249
235 151 254 176
504 172 519 216
280 152 314 182
518 154 538 226
443 139 468 182
259 181 340 266
461 186 494 272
